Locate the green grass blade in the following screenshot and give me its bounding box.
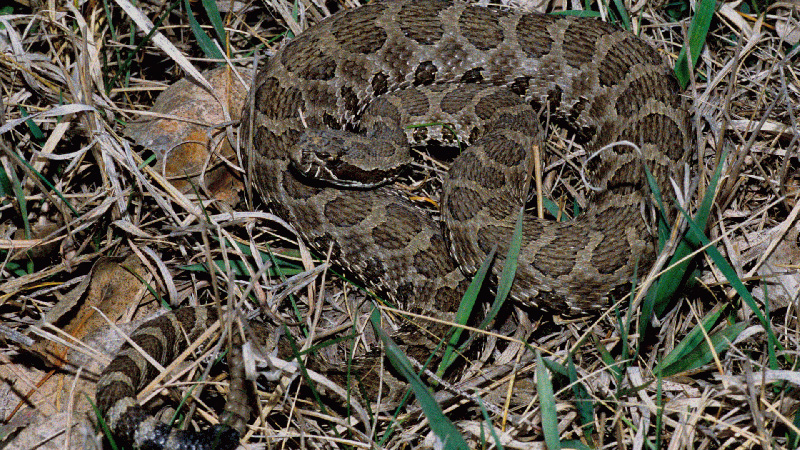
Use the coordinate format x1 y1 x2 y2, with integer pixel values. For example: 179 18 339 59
655 306 748 376
437 246 495 376
567 354 595 438
559 441 594 450
676 203 784 357
478 206 524 330
0 163 12 198
284 325 329 415
183 0 224 60
100 0 118 42
593 334 621 380
656 321 746 376
439 206 524 375
674 0 717 88
109 0 182 92
692 152 726 241
542 198 561 220
610 0 631 30
477 399 504 449
655 307 723 374
87 394 120 450
761 284 778 370
655 375 664 448
790 409 800 448
200 0 226 49
640 147 728 352
370 307 470 449
550 10 601 18
7 159 30 241
540 356 568 377
0 5 13 24
536 351 560 450
542 198 574 222
20 106 45 141
642 157 670 250
5 121 79 216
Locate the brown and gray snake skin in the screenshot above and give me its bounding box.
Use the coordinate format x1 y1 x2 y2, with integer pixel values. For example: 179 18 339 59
96 1 691 448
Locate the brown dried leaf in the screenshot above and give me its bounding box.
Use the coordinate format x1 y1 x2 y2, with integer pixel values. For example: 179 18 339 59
35 254 148 366
125 67 252 206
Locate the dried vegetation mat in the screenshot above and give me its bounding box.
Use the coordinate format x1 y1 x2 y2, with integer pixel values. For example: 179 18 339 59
0 0 798 449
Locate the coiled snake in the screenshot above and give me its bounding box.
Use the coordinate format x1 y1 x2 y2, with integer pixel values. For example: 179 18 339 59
97 1 690 448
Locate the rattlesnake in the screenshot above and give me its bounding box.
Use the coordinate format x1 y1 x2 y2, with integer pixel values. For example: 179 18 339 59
96 1 691 448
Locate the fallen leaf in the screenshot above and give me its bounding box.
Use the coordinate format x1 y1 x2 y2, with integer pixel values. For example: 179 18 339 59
125 66 252 206
35 254 148 366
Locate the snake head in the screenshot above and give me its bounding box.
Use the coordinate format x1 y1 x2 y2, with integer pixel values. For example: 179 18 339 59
291 129 410 188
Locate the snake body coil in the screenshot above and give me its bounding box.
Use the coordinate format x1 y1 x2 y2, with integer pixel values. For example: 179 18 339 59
97 1 690 448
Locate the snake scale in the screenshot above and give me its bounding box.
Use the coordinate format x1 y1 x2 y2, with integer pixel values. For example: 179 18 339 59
96 1 690 448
